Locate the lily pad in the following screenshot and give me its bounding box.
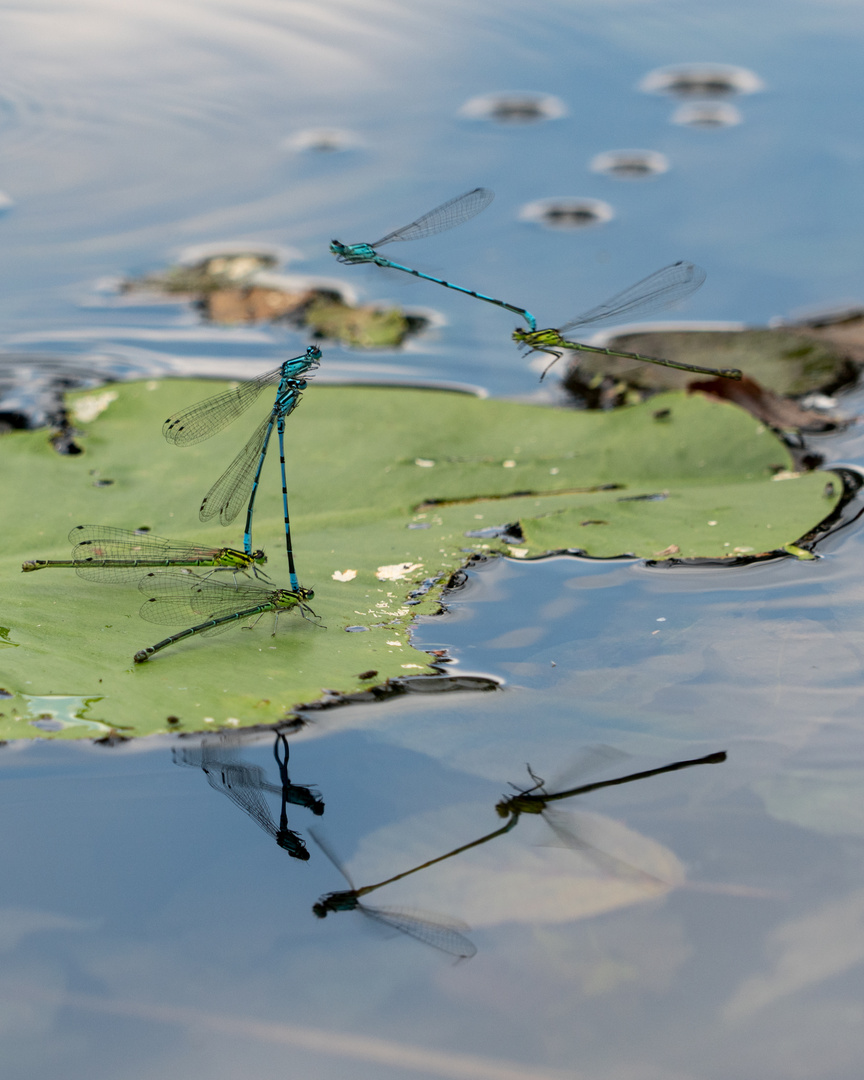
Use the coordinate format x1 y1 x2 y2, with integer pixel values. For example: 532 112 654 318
0 381 838 740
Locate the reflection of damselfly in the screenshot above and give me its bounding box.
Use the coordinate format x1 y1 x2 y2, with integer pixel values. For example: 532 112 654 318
309 823 521 959
22 525 268 583
175 733 323 861
496 749 727 883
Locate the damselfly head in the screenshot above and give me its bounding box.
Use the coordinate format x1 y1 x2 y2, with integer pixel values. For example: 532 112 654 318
251 550 267 563
298 586 314 601
313 891 359 917
306 345 323 362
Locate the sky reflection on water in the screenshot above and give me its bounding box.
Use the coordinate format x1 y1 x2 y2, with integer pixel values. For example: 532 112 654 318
4 1 864 1078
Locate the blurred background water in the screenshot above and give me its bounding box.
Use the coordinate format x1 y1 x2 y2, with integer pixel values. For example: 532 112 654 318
4 1 864 1078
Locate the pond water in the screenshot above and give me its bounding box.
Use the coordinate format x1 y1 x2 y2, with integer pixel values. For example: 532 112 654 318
4 2 864 1078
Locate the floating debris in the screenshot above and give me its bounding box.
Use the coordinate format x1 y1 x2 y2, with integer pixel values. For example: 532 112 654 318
640 64 763 98
671 102 742 128
123 253 426 348
459 91 566 123
283 128 364 153
590 149 669 179
519 197 614 230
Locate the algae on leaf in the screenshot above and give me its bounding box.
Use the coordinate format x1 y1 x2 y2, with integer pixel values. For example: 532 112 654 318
0 382 839 739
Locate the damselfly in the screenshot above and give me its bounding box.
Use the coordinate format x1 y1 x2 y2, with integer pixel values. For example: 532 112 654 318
309 829 478 959
330 188 537 330
162 346 321 591
174 733 323 859
512 262 742 381
133 572 316 663
22 525 268 583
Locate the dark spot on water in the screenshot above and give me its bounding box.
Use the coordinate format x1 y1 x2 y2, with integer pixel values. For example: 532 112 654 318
93 732 132 746
446 569 469 591
0 411 28 431
580 519 608 526
166 715 180 725
617 492 668 502
519 198 614 230
357 670 378 680
640 64 763 99
653 408 672 421
284 128 362 153
671 102 742 128
92 478 114 487
591 150 668 180
460 91 566 124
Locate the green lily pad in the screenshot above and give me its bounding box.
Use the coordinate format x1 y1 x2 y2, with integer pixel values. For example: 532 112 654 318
0 381 838 740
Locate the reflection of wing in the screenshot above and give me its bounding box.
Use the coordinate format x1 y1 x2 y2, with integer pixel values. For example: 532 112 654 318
532 744 631 796
359 904 476 959
541 807 667 887
174 740 309 859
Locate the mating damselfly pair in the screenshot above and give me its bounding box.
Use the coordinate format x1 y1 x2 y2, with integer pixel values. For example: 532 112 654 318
331 189 742 384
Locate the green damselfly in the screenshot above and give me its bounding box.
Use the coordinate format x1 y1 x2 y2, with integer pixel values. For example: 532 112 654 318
512 262 742 381
133 572 316 663
22 525 268 582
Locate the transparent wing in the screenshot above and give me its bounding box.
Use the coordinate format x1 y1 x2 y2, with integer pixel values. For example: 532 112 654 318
163 367 280 446
372 188 494 247
308 827 356 889
541 808 667 887
508 745 630 800
360 904 477 959
68 525 173 550
137 573 274 624
199 413 274 526
175 743 280 841
559 262 706 334
69 527 225 583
